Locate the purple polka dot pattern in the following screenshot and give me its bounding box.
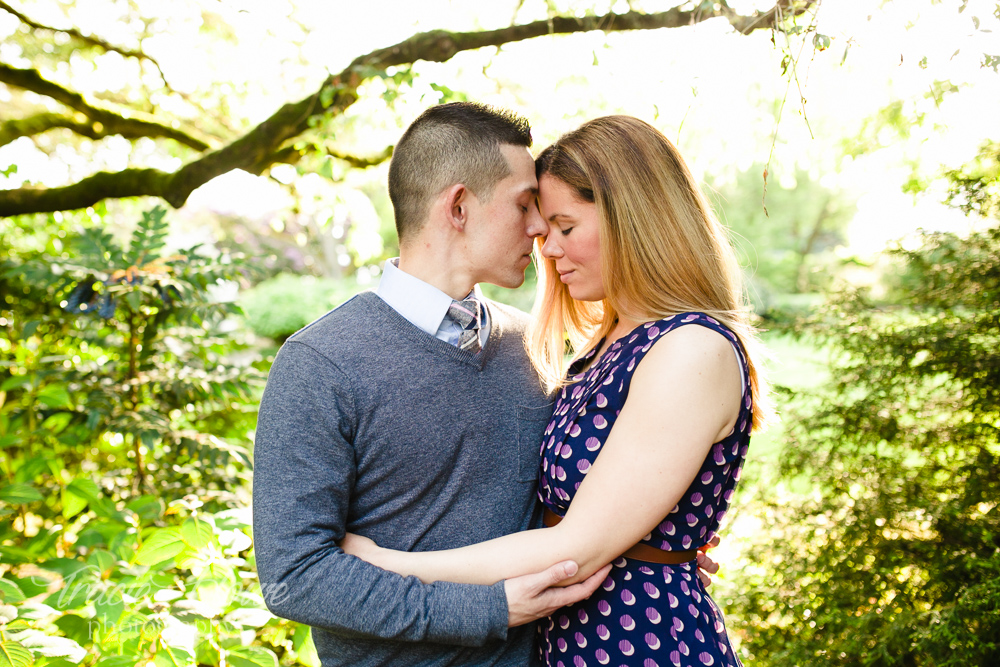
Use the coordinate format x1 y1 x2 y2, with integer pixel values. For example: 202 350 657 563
536 313 750 667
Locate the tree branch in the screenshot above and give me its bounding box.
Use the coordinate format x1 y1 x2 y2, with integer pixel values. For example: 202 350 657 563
328 146 395 169
0 63 213 152
0 168 171 215
0 0 232 127
243 145 393 176
0 111 162 147
0 0 169 81
0 1 817 217
348 2 811 70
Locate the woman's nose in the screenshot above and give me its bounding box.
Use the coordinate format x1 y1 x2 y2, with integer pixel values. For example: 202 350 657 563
540 233 562 259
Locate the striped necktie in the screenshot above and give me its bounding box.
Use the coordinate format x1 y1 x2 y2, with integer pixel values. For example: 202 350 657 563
447 298 482 353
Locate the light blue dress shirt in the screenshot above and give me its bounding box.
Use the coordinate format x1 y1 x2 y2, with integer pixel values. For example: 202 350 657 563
375 259 491 349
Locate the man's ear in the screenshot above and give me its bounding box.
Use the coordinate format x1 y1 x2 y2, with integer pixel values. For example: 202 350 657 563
443 183 470 232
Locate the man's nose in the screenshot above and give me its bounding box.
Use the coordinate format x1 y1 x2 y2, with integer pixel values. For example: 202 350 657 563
525 204 546 238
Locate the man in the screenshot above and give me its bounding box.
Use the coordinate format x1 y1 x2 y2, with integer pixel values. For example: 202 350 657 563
252 103 607 666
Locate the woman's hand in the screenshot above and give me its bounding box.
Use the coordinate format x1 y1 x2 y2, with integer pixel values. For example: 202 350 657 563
340 532 381 562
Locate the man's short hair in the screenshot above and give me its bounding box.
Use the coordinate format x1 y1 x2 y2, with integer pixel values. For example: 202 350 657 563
388 102 532 243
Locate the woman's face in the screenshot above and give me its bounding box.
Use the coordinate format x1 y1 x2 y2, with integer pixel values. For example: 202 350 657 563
538 174 604 302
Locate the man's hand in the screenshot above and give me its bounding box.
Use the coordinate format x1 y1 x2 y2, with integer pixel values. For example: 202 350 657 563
505 561 612 627
697 534 722 587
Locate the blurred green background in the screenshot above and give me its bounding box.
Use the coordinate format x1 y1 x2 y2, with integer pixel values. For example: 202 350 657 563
2 1 998 665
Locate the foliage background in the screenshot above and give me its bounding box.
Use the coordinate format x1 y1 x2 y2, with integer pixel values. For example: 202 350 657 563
2 1 998 666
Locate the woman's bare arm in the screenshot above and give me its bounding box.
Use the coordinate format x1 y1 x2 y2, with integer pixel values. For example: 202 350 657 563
341 325 743 586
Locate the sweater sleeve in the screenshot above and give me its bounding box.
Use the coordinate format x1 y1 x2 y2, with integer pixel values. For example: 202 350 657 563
252 341 509 646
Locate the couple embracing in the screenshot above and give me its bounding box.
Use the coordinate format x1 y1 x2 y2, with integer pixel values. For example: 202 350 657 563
252 102 770 667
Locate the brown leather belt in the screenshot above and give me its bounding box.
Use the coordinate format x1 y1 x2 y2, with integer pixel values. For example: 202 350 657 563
543 508 698 565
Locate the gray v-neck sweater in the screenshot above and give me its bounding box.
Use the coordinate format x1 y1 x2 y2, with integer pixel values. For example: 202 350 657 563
253 291 553 666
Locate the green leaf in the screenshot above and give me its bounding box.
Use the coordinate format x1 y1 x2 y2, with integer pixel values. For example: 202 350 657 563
0 376 31 392
34 658 78 667
317 159 334 181
13 576 50 599
87 550 117 578
152 645 194 667
292 628 320 667
15 632 85 663
222 607 273 628
101 610 154 645
88 496 128 524
61 478 100 519
134 528 185 566
812 33 832 51
0 579 25 604
126 207 169 265
12 602 56 621
20 321 39 339
194 575 233 610
0 639 33 667
193 639 219 667
43 582 90 612
67 478 101 501
59 491 86 520
94 587 124 625
0 604 16 623
124 290 142 313
0 484 43 505
40 413 72 434
36 385 71 409
36 558 90 581
53 614 93 646
319 86 335 109
125 495 164 525
291 623 310 651
95 656 135 667
0 435 19 450
179 518 213 551
227 646 277 667
13 457 48 483
108 527 138 563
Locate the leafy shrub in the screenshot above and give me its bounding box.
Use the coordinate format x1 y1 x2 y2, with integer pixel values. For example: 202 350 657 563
729 226 1000 665
0 209 317 667
238 274 365 341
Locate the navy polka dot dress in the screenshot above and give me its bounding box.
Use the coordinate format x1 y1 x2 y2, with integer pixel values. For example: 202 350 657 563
536 313 752 667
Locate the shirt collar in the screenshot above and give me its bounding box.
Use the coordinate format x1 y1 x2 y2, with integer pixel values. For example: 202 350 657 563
376 258 484 337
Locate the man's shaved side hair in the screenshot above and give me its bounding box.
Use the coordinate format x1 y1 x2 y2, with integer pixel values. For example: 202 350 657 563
388 102 532 243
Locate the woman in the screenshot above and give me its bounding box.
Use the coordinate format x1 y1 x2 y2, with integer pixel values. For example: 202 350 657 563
342 116 771 667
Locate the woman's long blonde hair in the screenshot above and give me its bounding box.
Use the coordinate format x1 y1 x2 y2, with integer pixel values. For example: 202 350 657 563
528 115 773 432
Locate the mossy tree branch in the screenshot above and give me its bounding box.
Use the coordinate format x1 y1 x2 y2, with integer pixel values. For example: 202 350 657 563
0 1 816 217
0 63 214 151
0 0 229 123
0 111 156 147
0 0 169 81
